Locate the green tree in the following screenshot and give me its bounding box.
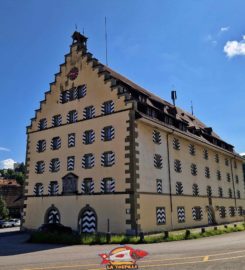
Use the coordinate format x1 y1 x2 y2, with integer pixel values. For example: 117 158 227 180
0 196 9 219
15 172 25 186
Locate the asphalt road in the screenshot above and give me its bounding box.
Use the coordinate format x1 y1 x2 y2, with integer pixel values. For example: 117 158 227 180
0 230 245 270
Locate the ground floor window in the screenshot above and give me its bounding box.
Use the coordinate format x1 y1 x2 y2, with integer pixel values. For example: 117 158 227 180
45 207 60 224
156 207 166 225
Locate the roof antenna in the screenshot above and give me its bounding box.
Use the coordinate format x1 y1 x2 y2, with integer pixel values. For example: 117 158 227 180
82 27 85 35
171 89 177 106
75 24 78 30
191 100 194 115
105 16 108 65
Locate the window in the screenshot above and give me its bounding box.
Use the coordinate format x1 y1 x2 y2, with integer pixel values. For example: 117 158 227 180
226 173 231 182
77 84 87 99
69 87 77 101
82 153 95 169
61 91 69 103
51 137 61 150
156 207 166 225
153 130 161 144
101 151 115 167
218 187 223 198
173 138 180 150
101 126 115 141
176 182 183 195
192 184 199 196
83 105 95 119
35 161 45 174
229 206 235 217
48 181 59 195
52 115 62 127
38 118 47 130
234 160 237 169
238 207 243 216
154 154 163 169
101 178 115 193
49 158 60 172
215 153 219 163
34 183 43 196
102 100 114 115
191 164 197 176
68 133 75 147
177 207 185 223
217 170 221 181
189 144 196 156
67 156 75 171
228 188 233 198
192 207 203 221
203 149 208 160
237 190 241 199
82 178 94 194
225 158 229 166
207 186 212 197
219 206 226 218
156 179 162 193
62 173 78 194
174 159 182 173
67 110 77 123
205 167 210 178
83 130 95 144
235 175 239 184
36 140 46 153
60 85 86 103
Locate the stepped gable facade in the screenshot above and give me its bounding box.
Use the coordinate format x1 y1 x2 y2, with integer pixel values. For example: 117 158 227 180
23 32 245 233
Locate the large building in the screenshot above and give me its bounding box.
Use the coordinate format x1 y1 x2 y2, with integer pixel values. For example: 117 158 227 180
23 32 245 234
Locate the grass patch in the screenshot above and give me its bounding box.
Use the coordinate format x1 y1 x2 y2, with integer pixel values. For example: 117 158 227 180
29 223 245 245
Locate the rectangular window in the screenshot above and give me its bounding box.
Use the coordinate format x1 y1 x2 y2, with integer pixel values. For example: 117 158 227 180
102 178 115 193
50 158 60 172
153 130 161 144
68 133 75 147
52 115 62 127
51 137 61 150
102 151 115 167
67 110 77 123
177 207 185 223
192 207 202 221
83 105 95 119
156 207 166 225
156 179 162 193
102 126 114 141
36 140 46 153
77 84 87 98
35 161 45 174
176 182 183 195
83 130 95 144
154 154 163 169
102 100 114 115
82 154 94 169
67 156 75 171
38 118 47 130
49 181 58 195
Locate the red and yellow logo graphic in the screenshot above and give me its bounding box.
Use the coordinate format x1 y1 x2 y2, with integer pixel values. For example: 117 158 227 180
99 246 148 269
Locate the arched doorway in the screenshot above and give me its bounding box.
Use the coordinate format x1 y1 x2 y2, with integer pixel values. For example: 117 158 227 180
45 206 60 224
78 206 97 233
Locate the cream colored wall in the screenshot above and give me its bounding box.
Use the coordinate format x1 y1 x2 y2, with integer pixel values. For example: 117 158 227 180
136 122 170 193
136 118 245 231
27 110 130 195
28 45 131 133
25 194 130 233
24 44 132 233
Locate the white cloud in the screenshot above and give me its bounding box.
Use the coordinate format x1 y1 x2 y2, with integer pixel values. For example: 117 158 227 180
224 35 245 58
0 159 16 169
220 26 230 32
240 152 245 156
0 147 10 152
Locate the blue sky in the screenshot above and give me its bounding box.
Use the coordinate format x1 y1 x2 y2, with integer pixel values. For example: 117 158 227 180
0 0 245 168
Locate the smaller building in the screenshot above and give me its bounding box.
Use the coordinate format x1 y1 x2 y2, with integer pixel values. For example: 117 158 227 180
0 179 24 218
